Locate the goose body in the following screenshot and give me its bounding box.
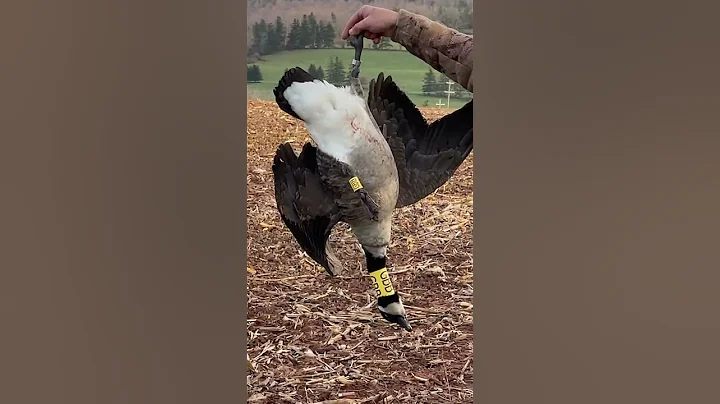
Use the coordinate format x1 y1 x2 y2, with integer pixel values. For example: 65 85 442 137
272 66 472 330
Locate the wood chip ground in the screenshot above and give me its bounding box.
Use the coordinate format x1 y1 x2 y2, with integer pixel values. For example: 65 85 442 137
247 100 473 403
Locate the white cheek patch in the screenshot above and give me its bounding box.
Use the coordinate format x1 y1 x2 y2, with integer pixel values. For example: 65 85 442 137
379 301 406 317
364 245 387 258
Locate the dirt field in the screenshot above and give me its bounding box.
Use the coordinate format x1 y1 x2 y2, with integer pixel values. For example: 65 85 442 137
246 100 474 403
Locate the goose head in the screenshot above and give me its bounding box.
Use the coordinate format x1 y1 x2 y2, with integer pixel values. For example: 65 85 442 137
379 297 411 331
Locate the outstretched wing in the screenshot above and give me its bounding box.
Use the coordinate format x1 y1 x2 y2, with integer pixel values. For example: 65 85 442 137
272 142 343 274
367 73 473 208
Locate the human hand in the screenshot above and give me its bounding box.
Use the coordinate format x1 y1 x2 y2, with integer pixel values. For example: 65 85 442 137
341 6 399 44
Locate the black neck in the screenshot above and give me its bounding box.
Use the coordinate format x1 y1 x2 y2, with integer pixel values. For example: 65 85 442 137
363 247 399 306
363 248 386 273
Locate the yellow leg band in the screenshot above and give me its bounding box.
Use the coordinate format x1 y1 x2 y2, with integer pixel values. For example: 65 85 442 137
349 176 363 192
369 267 395 297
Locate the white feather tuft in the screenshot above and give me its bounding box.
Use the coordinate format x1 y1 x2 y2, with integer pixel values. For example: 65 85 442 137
281 80 382 164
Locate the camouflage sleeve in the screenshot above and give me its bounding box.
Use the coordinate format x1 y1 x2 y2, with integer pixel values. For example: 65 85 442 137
391 9 473 92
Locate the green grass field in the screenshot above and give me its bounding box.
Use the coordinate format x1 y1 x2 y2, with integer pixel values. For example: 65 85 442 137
247 49 467 108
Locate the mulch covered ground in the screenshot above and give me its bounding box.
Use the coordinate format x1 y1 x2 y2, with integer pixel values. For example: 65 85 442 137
246 100 474 403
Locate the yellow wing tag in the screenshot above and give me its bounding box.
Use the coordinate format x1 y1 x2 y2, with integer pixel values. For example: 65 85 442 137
349 176 363 192
369 267 395 297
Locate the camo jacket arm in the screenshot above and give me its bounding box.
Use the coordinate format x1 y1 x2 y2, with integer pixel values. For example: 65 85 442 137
391 9 473 93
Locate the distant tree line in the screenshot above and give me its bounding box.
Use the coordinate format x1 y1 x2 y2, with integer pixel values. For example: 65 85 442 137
275 57 366 88
249 12 403 58
306 64 325 81
247 56 360 85
250 13 338 57
281 57 347 86
250 63 470 104
315 56 367 87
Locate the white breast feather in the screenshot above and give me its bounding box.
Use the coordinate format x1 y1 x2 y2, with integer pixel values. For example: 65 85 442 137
282 80 387 165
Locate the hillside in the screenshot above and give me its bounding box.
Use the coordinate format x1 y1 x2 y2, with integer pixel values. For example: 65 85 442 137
248 49 469 108
246 0 473 107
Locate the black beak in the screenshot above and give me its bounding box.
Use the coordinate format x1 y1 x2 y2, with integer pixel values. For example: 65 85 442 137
380 311 412 331
395 316 412 331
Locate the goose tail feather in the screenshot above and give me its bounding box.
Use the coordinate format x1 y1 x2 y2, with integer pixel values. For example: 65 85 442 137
273 67 317 120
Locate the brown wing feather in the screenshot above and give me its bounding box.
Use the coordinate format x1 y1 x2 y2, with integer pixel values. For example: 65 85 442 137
367 73 473 207
272 142 342 273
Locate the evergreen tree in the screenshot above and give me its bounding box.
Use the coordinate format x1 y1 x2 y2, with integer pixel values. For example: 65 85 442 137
247 65 263 82
316 21 326 48
334 57 346 85
320 22 335 48
299 14 310 48
251 21 260 54
315 66 325 80
326 56 346 85
266 22 279 53
251 19 269 55
308 64 318 78
325 57 336 83
324 58 331 81
274 16 286 50
422 67 437 94
286 18 301 50
308 13 319 48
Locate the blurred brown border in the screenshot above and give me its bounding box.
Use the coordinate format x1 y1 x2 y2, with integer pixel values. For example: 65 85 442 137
1 1 247 403
474 1 720 403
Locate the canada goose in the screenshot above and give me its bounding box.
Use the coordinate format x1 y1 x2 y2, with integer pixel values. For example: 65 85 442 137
271 35 472 331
